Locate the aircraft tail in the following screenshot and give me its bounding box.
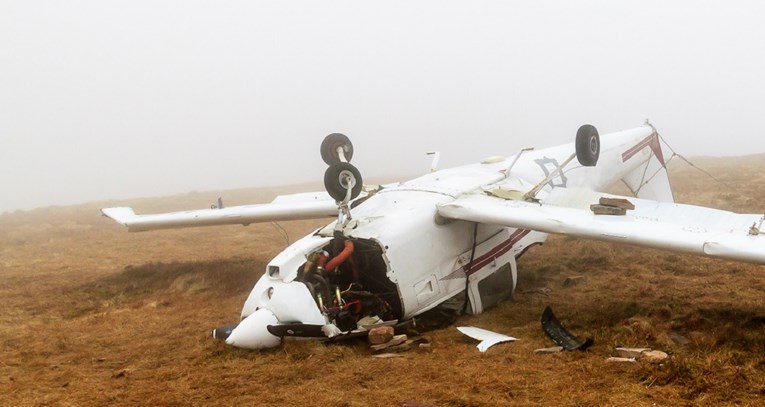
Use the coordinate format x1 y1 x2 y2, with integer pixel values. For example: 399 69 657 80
550 123 675 203
617 126 674 202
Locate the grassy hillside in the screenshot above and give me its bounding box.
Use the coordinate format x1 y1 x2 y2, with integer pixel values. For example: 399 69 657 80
1 156 764 406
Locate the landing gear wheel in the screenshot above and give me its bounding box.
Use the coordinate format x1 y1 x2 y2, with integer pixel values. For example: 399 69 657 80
575 124 600 167
320 133 354 165
324 162 363 202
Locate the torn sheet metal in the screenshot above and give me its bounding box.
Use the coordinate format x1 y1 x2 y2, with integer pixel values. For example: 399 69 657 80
457 326 517 352
540 306 593 351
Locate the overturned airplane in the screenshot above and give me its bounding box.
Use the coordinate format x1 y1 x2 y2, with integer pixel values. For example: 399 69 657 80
102 124 765 349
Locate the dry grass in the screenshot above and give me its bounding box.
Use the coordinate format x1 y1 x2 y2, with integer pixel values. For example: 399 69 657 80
2 158 765 406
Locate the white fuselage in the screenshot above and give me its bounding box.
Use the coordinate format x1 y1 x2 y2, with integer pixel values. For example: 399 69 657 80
224 126 660 349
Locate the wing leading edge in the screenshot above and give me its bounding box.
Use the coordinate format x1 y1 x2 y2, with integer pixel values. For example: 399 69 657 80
102 192 339 232
438 188 765 265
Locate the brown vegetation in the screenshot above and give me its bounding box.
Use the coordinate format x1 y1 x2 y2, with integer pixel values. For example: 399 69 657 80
2 157 765 406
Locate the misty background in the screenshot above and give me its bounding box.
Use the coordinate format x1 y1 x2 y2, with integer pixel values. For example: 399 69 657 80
2 1 764 214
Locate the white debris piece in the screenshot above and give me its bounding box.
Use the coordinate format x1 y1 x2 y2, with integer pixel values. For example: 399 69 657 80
613 347 652 359
356 315 382 329
457 326 517 352
321 323 342 338
606 357 637 363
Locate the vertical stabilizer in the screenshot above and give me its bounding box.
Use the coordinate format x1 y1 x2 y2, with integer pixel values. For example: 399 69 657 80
620 127 674 202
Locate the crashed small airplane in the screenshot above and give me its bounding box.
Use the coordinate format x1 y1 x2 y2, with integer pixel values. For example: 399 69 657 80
102 123 765 349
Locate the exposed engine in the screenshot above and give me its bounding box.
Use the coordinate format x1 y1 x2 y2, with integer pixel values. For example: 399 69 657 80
297 232 401 332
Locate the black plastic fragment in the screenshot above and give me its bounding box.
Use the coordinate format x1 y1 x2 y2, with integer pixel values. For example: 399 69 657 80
540 306 593 351
267 323 325 338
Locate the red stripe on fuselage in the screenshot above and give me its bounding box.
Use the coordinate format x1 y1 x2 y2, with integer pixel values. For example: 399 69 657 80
463 229 531 276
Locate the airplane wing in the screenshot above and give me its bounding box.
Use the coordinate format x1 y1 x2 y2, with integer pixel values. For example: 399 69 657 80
102 191 339 232
437 187 765 264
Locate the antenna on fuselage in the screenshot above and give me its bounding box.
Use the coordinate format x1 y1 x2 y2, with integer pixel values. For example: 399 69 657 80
503 147 534 178
426 151 441 172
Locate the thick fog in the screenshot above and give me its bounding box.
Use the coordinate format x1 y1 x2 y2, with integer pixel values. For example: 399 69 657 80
2 1 764 213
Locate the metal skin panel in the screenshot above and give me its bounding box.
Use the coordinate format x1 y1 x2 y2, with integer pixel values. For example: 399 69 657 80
438 188 765 264
101 193 339 232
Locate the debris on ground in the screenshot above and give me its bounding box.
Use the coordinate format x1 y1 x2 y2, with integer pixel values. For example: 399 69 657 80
457 326 517 352
534 346 564 355
613 347 651 359
371 334 408 352
606 357 637 363
372 353 404 359
609 347 669 364
356 315 382 328
540 306 593 351
368 326 394 345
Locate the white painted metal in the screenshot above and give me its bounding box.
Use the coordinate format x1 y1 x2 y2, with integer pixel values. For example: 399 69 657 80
456 326 517 352
101 192 338 232
101 123 765 350
439 187 765 264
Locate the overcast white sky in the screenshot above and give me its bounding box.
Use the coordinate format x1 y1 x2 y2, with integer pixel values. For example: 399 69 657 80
2 1 764 213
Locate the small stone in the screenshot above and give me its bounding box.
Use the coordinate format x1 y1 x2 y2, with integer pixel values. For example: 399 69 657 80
534 346 563 355
606 357 636 363
368 326 395 345
386 342 412 353
562 276 585 287
612 347 651 359
640 350 669 364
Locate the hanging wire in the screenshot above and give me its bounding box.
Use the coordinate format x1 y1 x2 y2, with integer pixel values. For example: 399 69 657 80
658 134 739 193
270 222 290 248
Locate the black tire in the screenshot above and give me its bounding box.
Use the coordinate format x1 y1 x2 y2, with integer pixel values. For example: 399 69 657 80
320 133 354 165
575 124 600 167
324 162 363 202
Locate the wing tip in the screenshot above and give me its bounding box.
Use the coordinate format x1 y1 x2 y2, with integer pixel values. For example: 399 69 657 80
100 207 136 226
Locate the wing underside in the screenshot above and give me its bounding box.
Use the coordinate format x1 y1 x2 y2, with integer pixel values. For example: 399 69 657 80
438 188 765 265
102 192 338 232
